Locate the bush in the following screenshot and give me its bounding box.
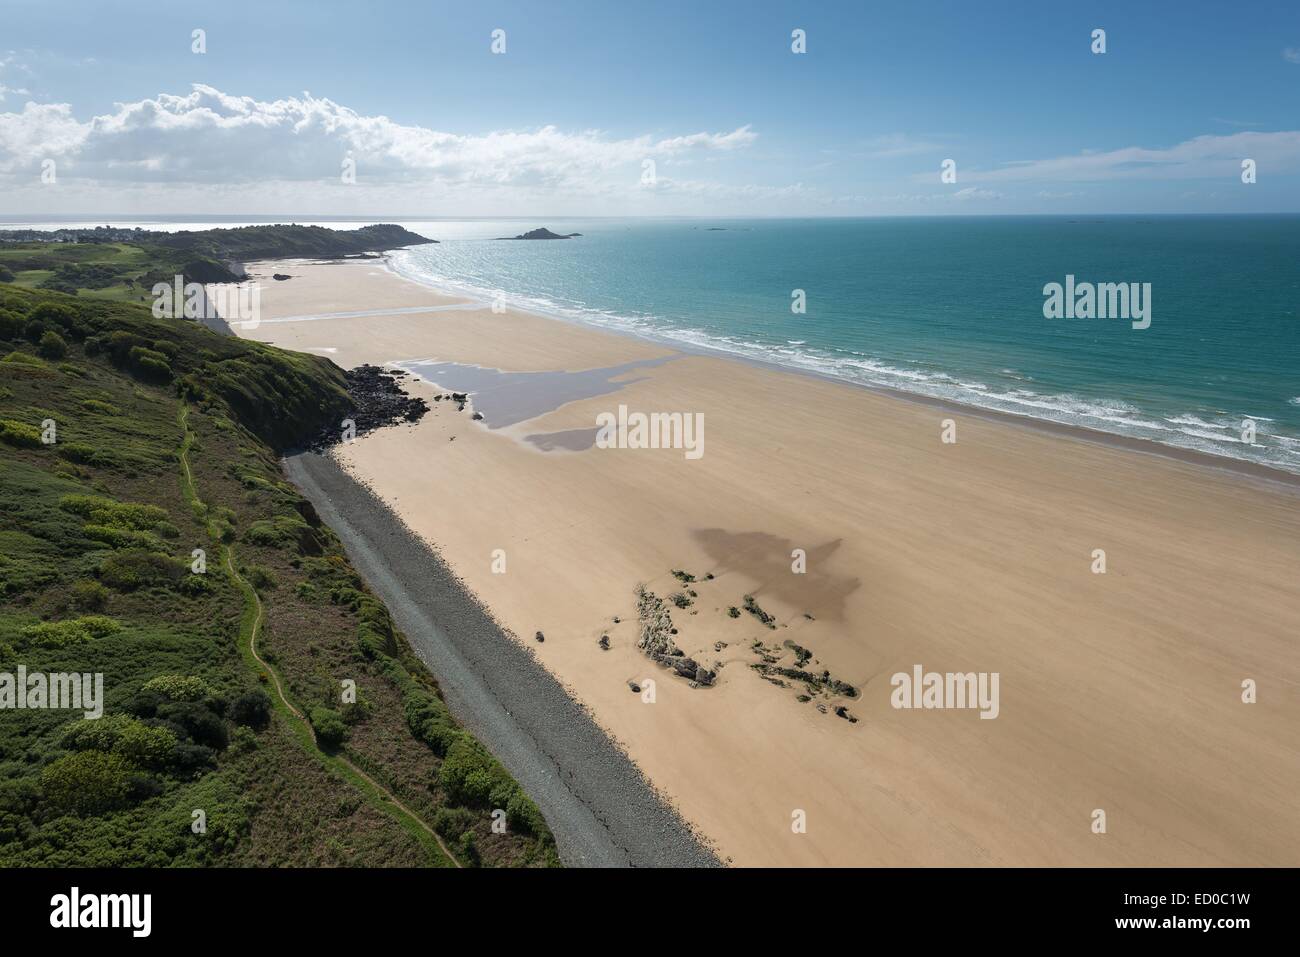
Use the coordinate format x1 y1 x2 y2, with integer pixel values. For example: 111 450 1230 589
0 350 47 367
404 688 458 755
0 265 13 283
40 751 131 816
458 830 480 866
128 345 172 383
80 399 121 416
30 303 78 330
309 707 347 749
70 580 110 611
246 566 278 590
229 725 258 754
141 674 210 702
439 734 501 806
82 524 163 550
21 615 122 647
98 550 187 591
156 700 228 751
0 418 42 449
37 331 67 360
176 574 214 597
0 309 23 338
60 713 177 769
229 691 272 729
60 494 170 530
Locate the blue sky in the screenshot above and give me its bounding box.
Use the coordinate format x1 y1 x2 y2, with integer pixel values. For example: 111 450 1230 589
1 0 1298 216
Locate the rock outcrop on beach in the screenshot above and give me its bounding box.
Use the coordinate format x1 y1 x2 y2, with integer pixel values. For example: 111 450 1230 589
307 364 429 449
634 585 716 687
497 228 582 240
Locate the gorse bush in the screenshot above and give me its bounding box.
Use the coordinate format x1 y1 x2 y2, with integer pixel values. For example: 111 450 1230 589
98 550 188 591
0 419 42 448
20 615 123 647
141 674 210 702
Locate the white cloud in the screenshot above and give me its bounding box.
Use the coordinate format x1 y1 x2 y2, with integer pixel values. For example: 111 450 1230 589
0 101 84 167
1283 48 1300 64
0 84 756 191
951 186 1004 201
958 131 1300 183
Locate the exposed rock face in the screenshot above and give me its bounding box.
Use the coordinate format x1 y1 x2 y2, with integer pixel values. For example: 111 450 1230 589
634 585 715 687
306 364 428 450
497 228 582 240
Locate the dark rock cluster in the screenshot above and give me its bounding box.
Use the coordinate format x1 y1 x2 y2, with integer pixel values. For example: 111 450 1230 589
305 364 429 450
634 585 716 688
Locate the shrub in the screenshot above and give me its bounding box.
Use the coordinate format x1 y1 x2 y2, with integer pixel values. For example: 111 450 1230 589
0 265 13 283
439 734 501 806
0 418 42 449
458 830 481 866
30 303 78 330
229 691 271 729
60 713 177 768
176 574 214 597
0 350 45 366
309 707 347 749
80 399 121 416
71 579 110 611
37 331 67 360
246 565 277 590
432 806 476 840
404 689 458 755
82 524 164 550
141 674 210 702
59 494 169 530
156 700 228 751
0 309 22 338
505 789 548 837
40 751 131 816
99 550 187 590
128 346 172 383
21 615 122 647
229 725 258 754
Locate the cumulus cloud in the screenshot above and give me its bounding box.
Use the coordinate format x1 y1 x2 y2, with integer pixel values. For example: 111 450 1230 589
0 83 757 189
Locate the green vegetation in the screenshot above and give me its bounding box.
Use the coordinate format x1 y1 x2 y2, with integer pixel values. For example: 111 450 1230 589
0 275 556 867
0 225 431 302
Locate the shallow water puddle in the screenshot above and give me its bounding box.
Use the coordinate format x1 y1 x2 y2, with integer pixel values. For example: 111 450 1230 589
394 355 679 434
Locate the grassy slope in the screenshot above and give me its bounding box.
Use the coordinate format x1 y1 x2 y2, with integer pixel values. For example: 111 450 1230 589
0 226 431 301
0 282 557 867
0 242 231 303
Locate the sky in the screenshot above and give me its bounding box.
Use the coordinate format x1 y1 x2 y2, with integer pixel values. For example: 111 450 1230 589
1 0 1298 217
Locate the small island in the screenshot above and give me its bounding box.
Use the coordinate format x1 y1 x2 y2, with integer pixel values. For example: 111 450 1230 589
497 228 582 240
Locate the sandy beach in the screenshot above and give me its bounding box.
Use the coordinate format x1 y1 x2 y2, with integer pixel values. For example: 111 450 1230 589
233 257 1300 867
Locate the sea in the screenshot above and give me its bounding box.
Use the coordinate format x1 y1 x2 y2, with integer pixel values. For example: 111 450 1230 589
8 215 1299 474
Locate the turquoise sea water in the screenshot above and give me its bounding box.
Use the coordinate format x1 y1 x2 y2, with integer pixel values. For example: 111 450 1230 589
8 215 1297 472
385 216 1300 474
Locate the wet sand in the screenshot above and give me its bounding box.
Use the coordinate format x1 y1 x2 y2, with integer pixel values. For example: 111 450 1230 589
236 258 1300 867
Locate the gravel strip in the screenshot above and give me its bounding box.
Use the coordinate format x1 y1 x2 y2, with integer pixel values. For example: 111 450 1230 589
282 451 721 868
